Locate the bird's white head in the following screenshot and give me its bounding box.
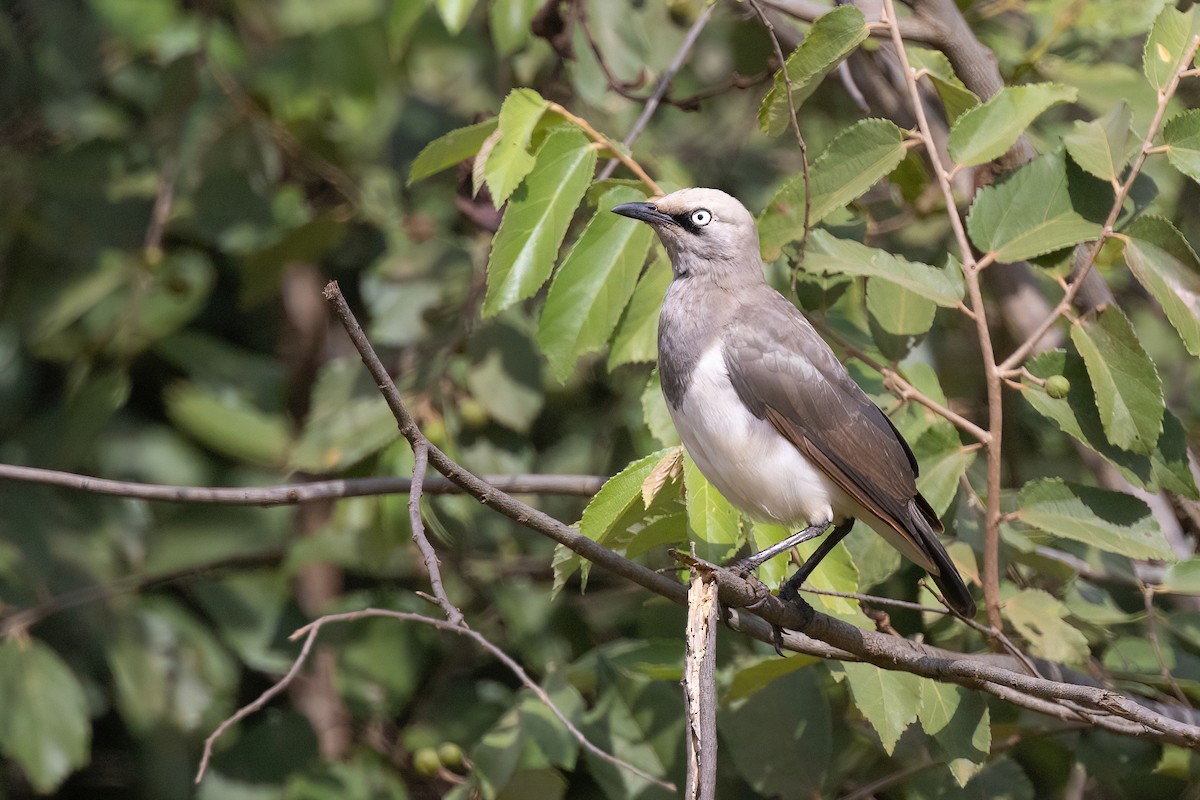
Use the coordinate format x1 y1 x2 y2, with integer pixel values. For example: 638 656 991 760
612 187 762 281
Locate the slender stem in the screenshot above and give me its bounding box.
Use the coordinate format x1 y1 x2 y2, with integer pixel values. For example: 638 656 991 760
546 101 663 195
0 463 605 505
596 2 717 181
747 0 813 276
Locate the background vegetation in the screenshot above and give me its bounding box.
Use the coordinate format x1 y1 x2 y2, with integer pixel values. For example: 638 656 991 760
4 0 1200 797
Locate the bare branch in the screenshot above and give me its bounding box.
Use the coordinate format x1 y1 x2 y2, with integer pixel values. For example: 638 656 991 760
683 568 719 800
0 463 604 505
597 3 719 181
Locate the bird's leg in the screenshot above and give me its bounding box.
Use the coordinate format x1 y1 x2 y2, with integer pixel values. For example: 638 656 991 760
730 520 832 574
779 519 855 604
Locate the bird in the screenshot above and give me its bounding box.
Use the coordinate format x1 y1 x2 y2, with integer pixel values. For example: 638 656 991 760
611 187 976 618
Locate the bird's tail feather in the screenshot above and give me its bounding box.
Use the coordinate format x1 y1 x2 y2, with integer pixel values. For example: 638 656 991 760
908 498 976 617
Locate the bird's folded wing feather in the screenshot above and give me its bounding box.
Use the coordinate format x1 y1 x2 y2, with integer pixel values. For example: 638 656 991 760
722 290 939 542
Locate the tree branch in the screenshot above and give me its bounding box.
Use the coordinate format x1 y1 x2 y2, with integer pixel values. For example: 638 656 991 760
0 463 604 505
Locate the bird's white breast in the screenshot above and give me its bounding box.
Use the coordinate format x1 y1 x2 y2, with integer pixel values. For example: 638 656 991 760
668 345 848 527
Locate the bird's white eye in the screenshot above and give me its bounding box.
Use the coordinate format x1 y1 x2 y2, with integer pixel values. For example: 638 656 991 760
689 209 712 227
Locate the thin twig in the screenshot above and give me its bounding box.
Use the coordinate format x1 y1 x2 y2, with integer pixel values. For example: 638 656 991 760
747 0 813 286
882 0 1006 633
597 2 718 181
409 440 464 626
546 101 663 195
0 463 604 505
294 609 675 790
196 625 320 782
1142 584 1191 707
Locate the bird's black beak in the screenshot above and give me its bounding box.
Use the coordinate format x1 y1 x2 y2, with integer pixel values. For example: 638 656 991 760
611 201 675 226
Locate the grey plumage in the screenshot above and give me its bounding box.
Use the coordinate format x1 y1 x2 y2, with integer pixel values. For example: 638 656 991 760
612 187 975 617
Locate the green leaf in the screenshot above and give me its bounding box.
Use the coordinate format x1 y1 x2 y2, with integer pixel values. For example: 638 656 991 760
164 382 291 468
948 83 1076 166
0 639 91 793
758 5 869 136
1024 350 1198 498
107 598 238 733
1143 5 1200 92
1161 558 1200 594
759 119 908 260
434 0 477 34
1064 101 1135 182
489 0 540 56
1002 587 1090 664
579 448 679 546
839 662 922 755
1125 216 1200 356
289 357 400 471
724 654 819 703
801 229 964 306
642 371 680 447
919 680 990 787
1016 478 1172 560
966 153 1102 262
484 88 551 207
537 186 654 381
866 278 937 359
1165 109 1200 183
721 666 830 798
408 118 499 184
684 454 742 562
914 442 976 517
905 47 980 122
483 127 596 316
608 250 671 369
1070 306 1164 454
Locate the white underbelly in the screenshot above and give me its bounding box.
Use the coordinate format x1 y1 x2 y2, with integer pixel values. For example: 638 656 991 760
668 346 849 527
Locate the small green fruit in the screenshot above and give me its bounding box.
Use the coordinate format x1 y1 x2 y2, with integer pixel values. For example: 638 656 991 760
1045 375 1070 399
413 747 441 777
438 742 466 771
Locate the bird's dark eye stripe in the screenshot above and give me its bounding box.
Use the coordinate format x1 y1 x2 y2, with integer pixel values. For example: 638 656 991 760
672 213 702 234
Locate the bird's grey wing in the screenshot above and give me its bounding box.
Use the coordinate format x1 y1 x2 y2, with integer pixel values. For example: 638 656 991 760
722 291 939 543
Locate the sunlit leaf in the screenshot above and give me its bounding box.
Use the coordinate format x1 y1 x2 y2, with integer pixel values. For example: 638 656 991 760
608 250 671 370
801 229 964 306
1003 587 1089 664
948 83 1076 166
1064 101 1135 182
537 186 654 381
1143 5 1200 92
484 88 551 207
434 0 478 35
1070 306 1164 454
483 127 596 316
905 47 979 121
1124 216 1200 356
919 680 989 787
758 5 869 136
1164 109 1200 184
866 278 937 359
683 453 742 562
966 154 1101 262
759 119 907 260
1016 478 1172 560
839 662 922 755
